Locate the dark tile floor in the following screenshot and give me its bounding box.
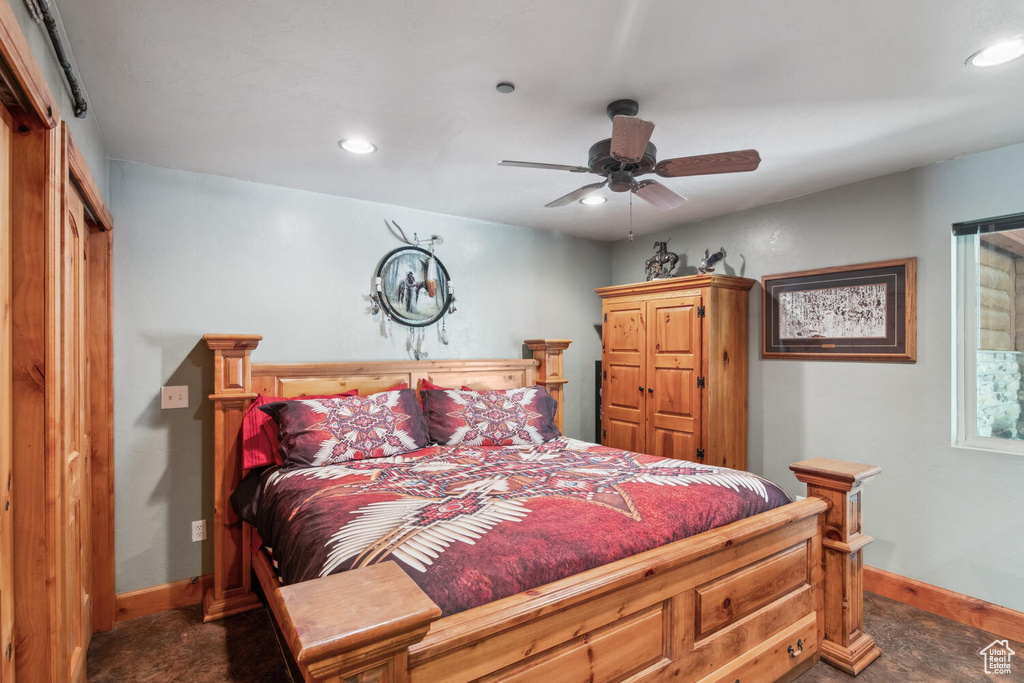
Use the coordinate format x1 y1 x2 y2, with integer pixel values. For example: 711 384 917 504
87 592 1023 682
87 603 300 682
798 593 1023 682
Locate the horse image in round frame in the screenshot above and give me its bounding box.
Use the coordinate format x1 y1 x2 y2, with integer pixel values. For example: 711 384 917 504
375 246 452 327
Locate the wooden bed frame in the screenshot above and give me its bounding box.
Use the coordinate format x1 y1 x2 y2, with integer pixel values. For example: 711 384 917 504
203 334 881 683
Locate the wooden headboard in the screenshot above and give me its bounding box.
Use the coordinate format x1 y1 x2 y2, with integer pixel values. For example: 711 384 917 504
201 334 572 622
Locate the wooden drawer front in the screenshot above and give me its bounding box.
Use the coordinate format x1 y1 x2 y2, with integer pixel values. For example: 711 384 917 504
696 544 807 637
482 604 665 683
696 613 817 683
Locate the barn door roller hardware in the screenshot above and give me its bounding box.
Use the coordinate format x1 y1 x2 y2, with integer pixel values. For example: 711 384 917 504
23 0 88 118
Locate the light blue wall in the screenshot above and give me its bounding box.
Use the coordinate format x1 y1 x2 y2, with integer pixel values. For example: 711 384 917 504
611 142 1024 612
109 160 610 592
9 2 108 200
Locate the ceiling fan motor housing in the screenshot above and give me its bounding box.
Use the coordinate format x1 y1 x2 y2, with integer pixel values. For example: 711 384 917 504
588 138 657 182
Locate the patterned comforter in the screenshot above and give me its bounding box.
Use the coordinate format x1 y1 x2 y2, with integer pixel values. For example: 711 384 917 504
255 437 791 616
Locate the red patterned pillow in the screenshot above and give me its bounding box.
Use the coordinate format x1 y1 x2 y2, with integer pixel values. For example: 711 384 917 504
420 386 559 446
259 389 429 466
243 391 357 470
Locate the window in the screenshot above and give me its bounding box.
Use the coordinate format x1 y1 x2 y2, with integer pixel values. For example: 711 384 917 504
955 211 1024 453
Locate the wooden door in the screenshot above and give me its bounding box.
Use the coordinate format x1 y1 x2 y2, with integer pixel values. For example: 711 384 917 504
602 300 646 452
62 185 91 682
0 106 13 683
645 296 702 460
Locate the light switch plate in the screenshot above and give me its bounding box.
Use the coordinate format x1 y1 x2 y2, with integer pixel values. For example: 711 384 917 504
161 385 189 409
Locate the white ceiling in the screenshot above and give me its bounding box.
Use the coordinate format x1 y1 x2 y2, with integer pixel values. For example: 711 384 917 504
54 0 1024 241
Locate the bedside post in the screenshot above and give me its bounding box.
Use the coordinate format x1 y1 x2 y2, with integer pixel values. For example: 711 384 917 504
790 458 882 675
203 334 263 621
524 339 571 433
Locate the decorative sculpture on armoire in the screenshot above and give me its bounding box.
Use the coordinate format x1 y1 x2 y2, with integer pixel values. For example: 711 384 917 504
645 241 678 280
698 247 727 274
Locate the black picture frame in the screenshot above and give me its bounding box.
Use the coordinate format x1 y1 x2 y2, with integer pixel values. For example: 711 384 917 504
374 246 452 328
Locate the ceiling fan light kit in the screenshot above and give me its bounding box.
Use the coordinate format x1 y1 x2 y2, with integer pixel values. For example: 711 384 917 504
499 99 761 210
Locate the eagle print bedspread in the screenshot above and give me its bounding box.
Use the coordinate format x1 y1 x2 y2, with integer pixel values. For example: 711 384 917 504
255 437 791 616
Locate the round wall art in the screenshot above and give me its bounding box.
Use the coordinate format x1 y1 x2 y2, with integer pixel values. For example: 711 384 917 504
373 246 452 327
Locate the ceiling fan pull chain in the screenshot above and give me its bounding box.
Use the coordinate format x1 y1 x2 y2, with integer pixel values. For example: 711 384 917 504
622 191 630 241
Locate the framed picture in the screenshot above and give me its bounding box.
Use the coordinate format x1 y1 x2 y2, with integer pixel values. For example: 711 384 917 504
762 257 916 362
374 246 452 327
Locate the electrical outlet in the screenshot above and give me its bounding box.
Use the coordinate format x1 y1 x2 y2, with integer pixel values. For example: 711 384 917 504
191 519 206 542
161 385 189 409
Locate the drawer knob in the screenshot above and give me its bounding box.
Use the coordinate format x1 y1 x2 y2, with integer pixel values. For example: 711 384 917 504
722 597 731 609
788 639 803 658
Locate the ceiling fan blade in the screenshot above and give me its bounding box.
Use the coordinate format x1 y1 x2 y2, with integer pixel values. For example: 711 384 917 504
611 116 655 164
499 160 591 173
632 179 687 210
655 149 761 178
545 180 608 208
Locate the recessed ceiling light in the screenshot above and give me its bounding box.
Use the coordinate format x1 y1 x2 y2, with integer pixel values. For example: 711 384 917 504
496 82 515 94
338 138 377 154
967 36 1024 67
580 195 606 205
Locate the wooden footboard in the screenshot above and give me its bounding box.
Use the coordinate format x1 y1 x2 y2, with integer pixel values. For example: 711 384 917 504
264 458 883 683
268 497 827 683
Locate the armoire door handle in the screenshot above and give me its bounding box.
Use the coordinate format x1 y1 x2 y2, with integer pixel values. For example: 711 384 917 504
647 387 654 394
638 386 644 392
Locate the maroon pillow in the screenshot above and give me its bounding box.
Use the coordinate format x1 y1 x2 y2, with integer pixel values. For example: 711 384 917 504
243 391 357 469
420 386 559 446
259 389 429 466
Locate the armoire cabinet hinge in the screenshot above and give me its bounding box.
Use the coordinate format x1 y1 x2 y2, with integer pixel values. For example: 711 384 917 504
697 376 705 389
697 305 706 318
602 370 607 380
602 429 607 440
696 448 705 462
603 313 607 322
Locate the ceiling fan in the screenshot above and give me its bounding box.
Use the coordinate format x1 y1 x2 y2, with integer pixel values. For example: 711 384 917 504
499 99 761 209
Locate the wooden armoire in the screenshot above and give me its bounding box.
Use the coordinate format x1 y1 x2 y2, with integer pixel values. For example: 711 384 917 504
1 3 116 681
596 274 754 470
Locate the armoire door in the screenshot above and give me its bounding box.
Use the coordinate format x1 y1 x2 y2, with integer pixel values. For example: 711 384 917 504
602 299 646 452
645 296 702 460
62 184 92 681
0 104 14 683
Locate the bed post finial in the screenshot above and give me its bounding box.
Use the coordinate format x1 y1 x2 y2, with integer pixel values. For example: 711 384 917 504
203 334 263 622
524 339 571 433
791 458 882 675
